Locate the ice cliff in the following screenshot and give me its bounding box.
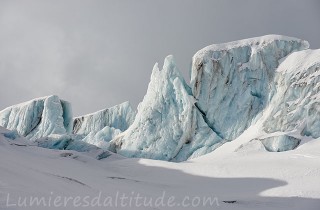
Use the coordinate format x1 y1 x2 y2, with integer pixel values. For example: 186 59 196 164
262 49 320 136
0 95 135 151
73 102 136 149
257 49 320 151
109 55 221 161
0 95 73 140
191 35 309 142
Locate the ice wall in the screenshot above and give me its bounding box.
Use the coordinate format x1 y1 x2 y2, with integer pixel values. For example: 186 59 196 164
191 35 309 142
0 95 73 140
73 102 136 148
261 49 320 140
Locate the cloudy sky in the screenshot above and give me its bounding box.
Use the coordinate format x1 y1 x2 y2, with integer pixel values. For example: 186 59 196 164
0 0 319 116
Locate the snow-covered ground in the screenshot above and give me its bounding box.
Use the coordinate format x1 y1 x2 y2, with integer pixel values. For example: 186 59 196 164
0 126 319 210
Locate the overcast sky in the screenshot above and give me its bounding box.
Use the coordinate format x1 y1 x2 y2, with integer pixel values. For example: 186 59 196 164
0 0 319 116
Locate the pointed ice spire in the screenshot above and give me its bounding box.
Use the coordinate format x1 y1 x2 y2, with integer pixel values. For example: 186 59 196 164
110 55 221 161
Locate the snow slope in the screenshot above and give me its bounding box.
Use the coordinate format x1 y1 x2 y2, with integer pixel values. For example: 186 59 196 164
0 126 319 210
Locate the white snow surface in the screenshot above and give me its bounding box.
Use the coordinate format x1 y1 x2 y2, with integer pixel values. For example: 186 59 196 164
0 126 319 210
193 35 309 58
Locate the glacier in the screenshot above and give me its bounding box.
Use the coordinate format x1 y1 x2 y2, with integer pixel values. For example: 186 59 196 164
0 35 319 161
0 95 73 141
73 101 136 149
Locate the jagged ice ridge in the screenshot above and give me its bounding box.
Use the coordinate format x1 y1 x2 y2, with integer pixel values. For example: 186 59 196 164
1 35 319 161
